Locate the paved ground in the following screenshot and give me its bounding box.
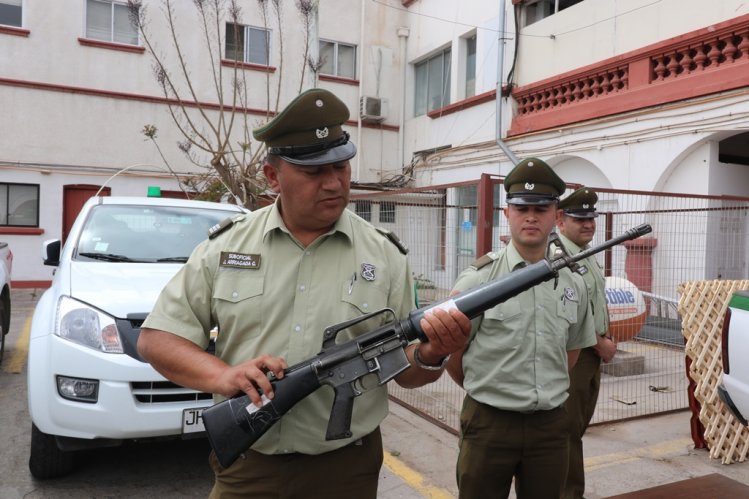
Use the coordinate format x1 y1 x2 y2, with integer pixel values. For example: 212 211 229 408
6 288 749 498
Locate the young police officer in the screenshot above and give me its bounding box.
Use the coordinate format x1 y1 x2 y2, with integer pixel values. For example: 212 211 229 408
138 88 471 498
557 187 617 499
447 158 596 499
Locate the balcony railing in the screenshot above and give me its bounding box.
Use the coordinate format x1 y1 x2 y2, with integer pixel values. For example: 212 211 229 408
509 13 749 136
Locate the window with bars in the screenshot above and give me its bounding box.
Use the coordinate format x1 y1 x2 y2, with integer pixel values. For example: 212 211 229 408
225 23 271 66
0 0 22 27
414 48 451 116
355 200 372 222
379 202 396 224
319 40 356 79
1 183 39 227
86 0 139 45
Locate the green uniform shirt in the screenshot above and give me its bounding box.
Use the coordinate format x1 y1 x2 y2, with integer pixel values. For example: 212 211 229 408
144 202 415 455
454 241 596 412
559 233 610 336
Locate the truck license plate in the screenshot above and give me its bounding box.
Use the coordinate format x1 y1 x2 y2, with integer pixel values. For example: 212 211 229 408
182 408 205 434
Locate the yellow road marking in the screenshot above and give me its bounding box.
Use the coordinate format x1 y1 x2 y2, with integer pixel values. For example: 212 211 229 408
3 316 31 374
584 437 694 471
383 452 453 499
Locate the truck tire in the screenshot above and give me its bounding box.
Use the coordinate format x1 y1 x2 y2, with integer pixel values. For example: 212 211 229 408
29 424 75 479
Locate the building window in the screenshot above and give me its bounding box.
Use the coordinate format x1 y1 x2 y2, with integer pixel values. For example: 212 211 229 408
521 0 586 27
465 35 476 98
1 183 39 227
319 40 356 79
414 48 451 116
225 23 271 66
0 0 22 27
355 200 372 222
86 0 139 45
379 202 396 224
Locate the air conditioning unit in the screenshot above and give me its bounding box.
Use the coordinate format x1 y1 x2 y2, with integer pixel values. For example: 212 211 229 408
360 96 388 123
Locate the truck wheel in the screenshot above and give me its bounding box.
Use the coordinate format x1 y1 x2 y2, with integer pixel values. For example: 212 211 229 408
29 424 75 479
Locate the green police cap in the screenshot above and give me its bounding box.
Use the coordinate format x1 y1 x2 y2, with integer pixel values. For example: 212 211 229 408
504 157 566 205
559 187 599 218
253 88 356 166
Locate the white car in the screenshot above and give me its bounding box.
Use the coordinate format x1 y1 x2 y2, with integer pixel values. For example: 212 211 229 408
719 290 749 426
27 195 248 479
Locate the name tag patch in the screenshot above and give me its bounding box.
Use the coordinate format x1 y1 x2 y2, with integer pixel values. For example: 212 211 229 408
220 252 261 269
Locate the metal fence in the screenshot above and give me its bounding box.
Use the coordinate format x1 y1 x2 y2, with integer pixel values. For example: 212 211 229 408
349 177 749 434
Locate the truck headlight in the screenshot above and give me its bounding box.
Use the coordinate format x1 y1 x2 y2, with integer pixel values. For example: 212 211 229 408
55 296 124 353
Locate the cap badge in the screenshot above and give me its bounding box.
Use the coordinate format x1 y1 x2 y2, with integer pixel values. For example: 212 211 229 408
315 127 329 139
582 203 590 209
361 263 376 281
525 182 535 191
315 98 324 107
527 161 535 167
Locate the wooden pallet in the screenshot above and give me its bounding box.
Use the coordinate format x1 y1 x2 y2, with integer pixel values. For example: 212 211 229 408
678 280 749 464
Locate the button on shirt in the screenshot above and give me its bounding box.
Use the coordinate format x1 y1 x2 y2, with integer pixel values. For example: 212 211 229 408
143 202 415 455
559 233 609 336
454 241 596 413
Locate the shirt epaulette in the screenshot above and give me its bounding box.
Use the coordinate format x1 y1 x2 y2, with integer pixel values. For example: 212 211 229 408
471 252 497 270
375 227 409 255
208 214 245 239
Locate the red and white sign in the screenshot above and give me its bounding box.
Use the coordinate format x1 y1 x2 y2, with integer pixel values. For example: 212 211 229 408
604 276 647 342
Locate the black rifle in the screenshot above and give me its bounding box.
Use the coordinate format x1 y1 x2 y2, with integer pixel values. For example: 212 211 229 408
202 223 652 468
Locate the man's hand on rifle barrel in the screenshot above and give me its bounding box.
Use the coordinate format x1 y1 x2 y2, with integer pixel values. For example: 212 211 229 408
217 354 288 407
418 306 472 363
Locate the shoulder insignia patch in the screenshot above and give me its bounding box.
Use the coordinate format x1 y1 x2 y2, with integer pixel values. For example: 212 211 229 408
376 227 408 255
208 216 237 240
470 253 497 270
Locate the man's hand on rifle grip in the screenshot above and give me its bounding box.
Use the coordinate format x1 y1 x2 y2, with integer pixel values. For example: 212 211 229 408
216 354 288 407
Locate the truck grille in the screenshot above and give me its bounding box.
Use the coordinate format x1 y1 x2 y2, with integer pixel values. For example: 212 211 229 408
131 381 213 404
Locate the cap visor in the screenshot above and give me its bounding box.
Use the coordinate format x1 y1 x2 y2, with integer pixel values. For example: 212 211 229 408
506 195 557 206
281 142 356 166
564 211 598 218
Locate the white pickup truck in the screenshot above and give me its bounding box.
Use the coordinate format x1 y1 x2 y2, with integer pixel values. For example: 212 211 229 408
0 241 12 364
718 290 749 426
27 195 247 479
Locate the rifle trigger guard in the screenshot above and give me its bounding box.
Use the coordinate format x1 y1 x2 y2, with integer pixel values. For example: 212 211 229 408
322 308 396 348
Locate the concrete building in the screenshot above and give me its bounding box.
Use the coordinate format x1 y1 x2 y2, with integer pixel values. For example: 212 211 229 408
2 0 748 285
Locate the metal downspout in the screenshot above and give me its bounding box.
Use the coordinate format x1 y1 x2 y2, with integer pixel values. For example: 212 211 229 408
397 27 410 171
356 0 366 181
496 0 519 166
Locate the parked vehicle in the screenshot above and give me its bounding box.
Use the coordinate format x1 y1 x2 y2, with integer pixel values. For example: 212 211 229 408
0 241 12 364
719 290 749 426
27 196 248 479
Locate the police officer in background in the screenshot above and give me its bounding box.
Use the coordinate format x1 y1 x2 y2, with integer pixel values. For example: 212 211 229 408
137 88 471 498
447 158 596 499
557 187 617 499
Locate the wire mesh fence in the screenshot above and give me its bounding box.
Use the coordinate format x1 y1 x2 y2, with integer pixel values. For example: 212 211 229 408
350 178 749 434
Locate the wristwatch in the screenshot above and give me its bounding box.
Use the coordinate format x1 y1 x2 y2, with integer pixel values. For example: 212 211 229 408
413 344 449 371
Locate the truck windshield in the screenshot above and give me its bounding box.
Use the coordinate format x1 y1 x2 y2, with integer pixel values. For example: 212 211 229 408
75 204 237 263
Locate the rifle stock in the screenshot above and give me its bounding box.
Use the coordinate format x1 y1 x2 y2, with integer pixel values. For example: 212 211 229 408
203 223 652 468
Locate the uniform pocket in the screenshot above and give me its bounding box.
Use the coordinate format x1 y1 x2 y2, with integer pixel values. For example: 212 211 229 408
212 273 264 340
557 298 579 325
478 299 523 349
338 280 389 340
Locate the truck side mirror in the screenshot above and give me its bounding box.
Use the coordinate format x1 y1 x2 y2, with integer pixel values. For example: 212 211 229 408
43 239 61 267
